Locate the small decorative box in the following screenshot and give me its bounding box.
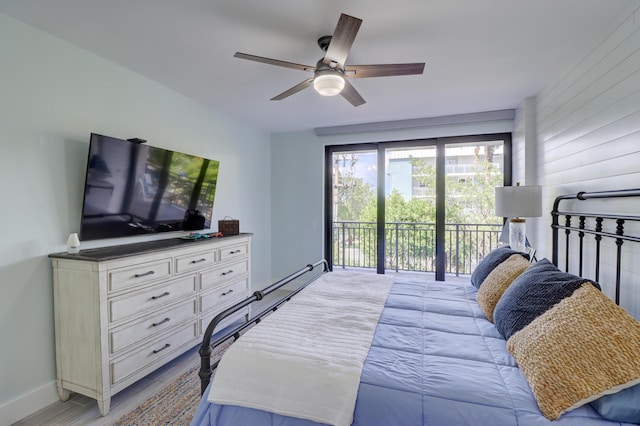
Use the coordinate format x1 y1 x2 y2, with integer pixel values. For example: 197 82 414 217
218 218 239 235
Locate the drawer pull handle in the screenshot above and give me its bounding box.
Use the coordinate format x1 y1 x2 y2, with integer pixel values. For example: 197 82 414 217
151 291 170 300
134 270 155 278
221 270 234 276
190 258 207 264
221 289 234 296
229 250 242 254
152 317 170 327
152 343 171 354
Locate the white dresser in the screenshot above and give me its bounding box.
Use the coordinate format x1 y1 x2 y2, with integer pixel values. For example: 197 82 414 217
49 234 252 415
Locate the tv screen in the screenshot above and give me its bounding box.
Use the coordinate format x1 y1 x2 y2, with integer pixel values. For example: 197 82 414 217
79 133 219 241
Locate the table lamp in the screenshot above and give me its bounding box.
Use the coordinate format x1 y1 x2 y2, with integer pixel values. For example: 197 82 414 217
495 183 542 252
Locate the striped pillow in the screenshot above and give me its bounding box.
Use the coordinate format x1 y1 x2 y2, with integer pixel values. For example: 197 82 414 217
476 254 530 322
507 283 640 420
470 246 529 289
493 258 599 340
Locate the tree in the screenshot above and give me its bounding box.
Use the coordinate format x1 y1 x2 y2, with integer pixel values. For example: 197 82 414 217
333 154 376 221
409 152 502 225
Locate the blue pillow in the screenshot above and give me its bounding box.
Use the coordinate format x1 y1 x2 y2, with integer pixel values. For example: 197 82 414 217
493 258 600 340
470 246 529 289
590 383 640 423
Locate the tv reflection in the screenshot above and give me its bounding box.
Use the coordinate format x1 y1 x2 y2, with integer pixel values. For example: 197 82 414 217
80 134 219 241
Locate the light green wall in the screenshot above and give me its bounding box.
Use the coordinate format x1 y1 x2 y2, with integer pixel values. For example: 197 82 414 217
0 13 271 420
270 130 326 280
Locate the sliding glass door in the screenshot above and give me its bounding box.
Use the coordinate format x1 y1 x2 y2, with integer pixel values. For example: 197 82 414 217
325 134 511 279
329 149 378 270
443 140 507 277
384 145 438 273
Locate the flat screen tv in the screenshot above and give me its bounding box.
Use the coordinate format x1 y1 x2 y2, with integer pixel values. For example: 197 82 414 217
79 133 219 241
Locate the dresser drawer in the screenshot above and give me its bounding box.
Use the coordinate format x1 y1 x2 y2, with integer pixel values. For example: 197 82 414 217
218 243 248 263
109 298 197 354
110 321 198 385
199 278 249 313
200 260 249 290
108 259 172 292
175 250 216 275
108 275 197 323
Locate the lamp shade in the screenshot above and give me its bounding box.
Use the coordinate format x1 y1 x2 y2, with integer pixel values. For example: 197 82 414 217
495 185 542 218
313 71 345 96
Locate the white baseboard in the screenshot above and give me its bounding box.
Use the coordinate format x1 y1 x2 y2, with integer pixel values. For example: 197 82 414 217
0 381 59 426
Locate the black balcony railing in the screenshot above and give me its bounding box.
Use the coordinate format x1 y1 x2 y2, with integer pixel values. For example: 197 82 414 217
332 221 503 276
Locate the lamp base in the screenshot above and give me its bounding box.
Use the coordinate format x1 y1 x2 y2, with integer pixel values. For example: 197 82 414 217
509 218 527 253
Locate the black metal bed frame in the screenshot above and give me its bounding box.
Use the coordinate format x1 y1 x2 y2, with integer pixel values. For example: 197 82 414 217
196 188 640 397
198 259 330 395
551 188 640 305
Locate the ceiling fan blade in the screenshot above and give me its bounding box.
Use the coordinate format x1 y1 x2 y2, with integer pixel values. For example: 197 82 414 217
271 78 315 101
340 80 366 107
234 52 315 73
344 63 426 78
323 14 362 69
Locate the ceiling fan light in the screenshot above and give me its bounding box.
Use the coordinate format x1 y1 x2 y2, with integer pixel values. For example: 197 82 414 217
313 71 345 96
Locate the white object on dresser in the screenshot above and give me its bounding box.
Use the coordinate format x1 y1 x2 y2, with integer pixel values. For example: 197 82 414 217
66 232 80 253
49 234 252 416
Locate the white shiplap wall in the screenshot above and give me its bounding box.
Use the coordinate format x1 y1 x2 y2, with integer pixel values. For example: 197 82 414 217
526 3 640 318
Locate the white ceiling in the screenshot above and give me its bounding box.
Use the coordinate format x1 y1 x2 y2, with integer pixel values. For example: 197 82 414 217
0 0 634 133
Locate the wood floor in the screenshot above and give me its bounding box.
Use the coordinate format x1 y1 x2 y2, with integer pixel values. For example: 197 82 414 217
13 344 200 426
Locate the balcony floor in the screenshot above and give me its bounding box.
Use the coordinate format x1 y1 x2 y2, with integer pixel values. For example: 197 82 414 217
333 266 471 284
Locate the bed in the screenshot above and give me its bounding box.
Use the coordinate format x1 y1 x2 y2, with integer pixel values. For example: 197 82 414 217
191 188 640 426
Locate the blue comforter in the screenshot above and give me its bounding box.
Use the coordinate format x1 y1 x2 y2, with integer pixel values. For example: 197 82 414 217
191 277 633 426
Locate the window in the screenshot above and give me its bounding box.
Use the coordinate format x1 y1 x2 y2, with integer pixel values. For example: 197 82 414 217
325 134 512 279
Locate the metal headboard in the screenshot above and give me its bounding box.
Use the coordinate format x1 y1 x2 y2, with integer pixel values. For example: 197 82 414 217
551 188 640 305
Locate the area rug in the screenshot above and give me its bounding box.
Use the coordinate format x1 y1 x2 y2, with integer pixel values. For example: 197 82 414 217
115 364 202 425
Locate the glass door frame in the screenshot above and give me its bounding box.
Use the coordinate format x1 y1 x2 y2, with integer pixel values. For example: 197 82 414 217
324 133 512 279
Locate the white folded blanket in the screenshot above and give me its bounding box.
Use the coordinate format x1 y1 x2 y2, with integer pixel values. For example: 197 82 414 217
208 270 394 426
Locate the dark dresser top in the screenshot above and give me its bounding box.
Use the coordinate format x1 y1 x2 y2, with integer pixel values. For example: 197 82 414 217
49 233 252 262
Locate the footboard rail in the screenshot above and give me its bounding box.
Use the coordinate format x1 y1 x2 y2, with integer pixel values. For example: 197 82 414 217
198 259 330 395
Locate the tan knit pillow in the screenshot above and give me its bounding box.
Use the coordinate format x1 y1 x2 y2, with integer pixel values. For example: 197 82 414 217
476 254 530 322
507 283 640 420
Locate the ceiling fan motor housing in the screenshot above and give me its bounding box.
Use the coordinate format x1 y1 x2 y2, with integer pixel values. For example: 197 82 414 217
317 35 333 52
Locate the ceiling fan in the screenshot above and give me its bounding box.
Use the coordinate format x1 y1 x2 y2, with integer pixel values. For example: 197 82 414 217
234 13 425 107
